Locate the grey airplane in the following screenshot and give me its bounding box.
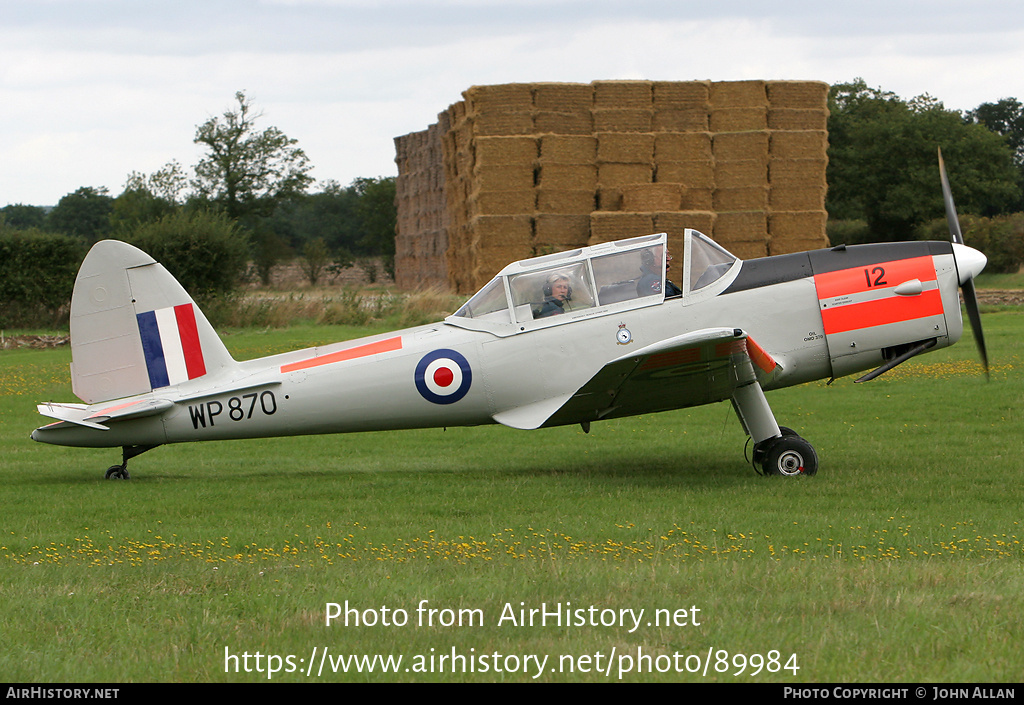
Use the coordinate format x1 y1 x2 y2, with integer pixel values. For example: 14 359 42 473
33 152 989 479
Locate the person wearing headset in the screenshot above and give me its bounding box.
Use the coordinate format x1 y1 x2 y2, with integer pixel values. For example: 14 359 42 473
637 247 682 298
534 272 573 318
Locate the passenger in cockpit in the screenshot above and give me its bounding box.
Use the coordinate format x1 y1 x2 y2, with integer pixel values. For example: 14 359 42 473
637 248 681 298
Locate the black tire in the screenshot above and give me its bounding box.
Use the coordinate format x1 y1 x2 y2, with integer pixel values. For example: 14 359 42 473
762 436 818 477
105 465 129 480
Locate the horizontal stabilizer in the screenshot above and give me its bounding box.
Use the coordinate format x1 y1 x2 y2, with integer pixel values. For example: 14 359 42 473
37 398 173 430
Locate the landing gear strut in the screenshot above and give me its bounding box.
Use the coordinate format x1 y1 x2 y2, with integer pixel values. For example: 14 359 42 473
103 444 159 480
731 356 818 477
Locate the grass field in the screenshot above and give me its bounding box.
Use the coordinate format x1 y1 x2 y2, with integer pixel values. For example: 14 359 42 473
1 311 1022 683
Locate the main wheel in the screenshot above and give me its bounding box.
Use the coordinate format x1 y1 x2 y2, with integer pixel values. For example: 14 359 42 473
762 436 818 477
105 465 129 480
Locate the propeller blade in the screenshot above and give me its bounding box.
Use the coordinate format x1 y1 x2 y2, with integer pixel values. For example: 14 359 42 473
938 148 964 245
962 277 990 379
939 148 990 379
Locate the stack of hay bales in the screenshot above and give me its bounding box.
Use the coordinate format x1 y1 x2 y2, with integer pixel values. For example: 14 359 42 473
393 116 449 290
394 79 829 293
531 83 597 259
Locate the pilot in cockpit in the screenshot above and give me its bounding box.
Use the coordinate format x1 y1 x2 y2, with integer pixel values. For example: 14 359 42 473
534 272 573 318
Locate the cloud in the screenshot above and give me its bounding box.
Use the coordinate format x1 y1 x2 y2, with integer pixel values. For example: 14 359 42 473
3 1 1023 205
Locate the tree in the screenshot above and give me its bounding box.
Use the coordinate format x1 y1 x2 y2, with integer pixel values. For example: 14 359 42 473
47 186 114 242
126 210 250 295
968 98 1024 164
827 80 1020 240
968 98 1024 211
353 176 397 277
192 91 314 224
0 204 47 230
300 237 331 286
112 162 188 230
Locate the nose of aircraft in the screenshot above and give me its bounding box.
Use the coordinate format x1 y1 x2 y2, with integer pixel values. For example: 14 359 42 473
951 243 987 285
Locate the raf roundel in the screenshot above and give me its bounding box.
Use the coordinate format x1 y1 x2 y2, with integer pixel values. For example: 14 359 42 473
415 349 473 405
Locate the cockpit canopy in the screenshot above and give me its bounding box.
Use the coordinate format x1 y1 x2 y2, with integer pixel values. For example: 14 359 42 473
448 230 738 336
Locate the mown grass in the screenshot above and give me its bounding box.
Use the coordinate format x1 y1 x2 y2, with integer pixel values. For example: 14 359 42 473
0 312 1021 682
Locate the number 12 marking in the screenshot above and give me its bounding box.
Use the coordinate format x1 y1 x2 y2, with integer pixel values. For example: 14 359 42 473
864 266 887 288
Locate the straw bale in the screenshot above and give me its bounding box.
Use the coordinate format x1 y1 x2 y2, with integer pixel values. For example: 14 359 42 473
537 163 598 190
534 110 593 135
473 164 535 192
652 81 710 109
470 190 536 216
540 135 597 164
710 80 767 107
533 214 591 247
728 240 769 260
769 185 826 211
446 101 468 128
471 215 534 247
769 131 828 160
593 80 653 109
654 132 712 162
589 212 656 245
655 160 714 188
654 211 716 239
598 162 653 187
652 108 710 132
680 187 713 211
452 123 473 154
474 136 539 167
473 111 535 136
597 132 656 163
713 211 768 243
766 81 829 109
768 158 828 186
710 107 768 132
463 84 534 114
767 211 828 240
714 187 769 212
534 82 593 110
597 187 622 211
593 109 653 133
712 131 770 162
769 237 829 256
621 183 682 211
768 108 828 131
714 160 768 189
536 189 597 214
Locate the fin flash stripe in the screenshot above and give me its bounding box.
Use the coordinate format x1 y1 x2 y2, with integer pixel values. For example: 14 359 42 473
137 304 207 389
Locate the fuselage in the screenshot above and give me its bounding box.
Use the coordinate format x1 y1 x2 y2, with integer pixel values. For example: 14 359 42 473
32 238 968 450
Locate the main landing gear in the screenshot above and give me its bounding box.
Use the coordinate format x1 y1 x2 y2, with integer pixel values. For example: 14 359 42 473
731 358 818 477
104 444 159 480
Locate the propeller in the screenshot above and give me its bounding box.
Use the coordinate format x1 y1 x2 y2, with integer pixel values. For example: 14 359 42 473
938 148 990 379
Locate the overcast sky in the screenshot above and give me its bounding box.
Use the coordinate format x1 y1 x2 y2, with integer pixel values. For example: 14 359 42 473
2 0 1022 206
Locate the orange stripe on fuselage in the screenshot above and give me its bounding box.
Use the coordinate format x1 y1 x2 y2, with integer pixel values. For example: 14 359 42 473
820 289 944 335
814 256 936 300
280 336 403 373
815 256 943 335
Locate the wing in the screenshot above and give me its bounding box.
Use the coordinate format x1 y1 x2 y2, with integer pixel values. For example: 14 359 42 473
494 327 780 430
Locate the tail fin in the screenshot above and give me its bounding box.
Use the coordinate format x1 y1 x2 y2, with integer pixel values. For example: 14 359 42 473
69 240 237 404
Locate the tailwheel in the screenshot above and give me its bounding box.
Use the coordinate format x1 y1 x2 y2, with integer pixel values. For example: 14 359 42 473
102 444 157 481
105 465 130 480
760 435 818 477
